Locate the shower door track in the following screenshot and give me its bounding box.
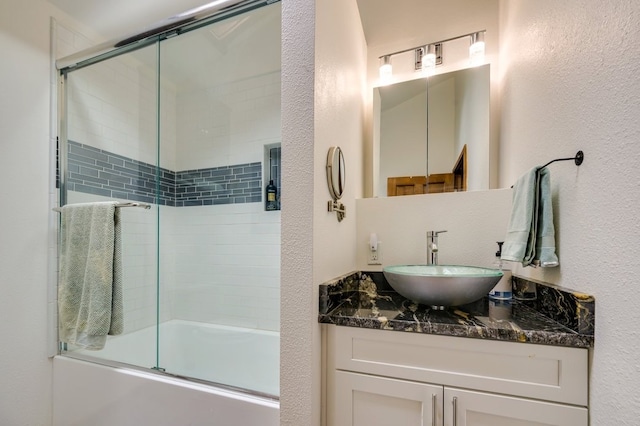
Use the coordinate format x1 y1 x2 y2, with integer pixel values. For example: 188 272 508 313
61 351 280 403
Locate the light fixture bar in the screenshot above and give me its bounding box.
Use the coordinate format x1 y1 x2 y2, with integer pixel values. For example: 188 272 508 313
380 30 486 80
380 30 485 60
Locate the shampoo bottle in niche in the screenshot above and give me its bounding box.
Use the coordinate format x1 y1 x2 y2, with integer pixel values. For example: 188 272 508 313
265 179 278 211
489 241 512 300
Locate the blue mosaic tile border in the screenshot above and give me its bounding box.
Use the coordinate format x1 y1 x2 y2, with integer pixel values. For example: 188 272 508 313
175 163 262 207
66 141 175 206
65 141 263 207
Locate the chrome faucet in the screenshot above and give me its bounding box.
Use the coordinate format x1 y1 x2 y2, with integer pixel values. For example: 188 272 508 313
427 230 448 265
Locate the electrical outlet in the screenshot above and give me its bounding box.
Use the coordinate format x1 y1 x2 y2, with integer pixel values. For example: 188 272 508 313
368 242 382 265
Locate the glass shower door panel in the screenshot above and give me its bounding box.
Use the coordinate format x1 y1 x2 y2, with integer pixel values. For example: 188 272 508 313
157 2 281 396
61 42 160 370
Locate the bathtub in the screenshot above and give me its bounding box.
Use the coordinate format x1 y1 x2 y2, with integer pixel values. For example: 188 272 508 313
53 320 280 426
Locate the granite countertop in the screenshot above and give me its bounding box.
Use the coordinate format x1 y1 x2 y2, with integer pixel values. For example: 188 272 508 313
318 272 594 348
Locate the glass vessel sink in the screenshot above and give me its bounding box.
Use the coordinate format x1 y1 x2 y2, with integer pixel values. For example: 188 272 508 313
383 265 503 309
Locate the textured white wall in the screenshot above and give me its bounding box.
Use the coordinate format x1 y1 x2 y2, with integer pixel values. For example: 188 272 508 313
313 0 366 284
499 0 640 422
280 0 316 423
0 0 53 423
281 0 366 424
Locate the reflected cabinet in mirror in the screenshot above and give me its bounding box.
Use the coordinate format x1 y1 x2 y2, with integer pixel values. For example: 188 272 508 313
373 64 490 197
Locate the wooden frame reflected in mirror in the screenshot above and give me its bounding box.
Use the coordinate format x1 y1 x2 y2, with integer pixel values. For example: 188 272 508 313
387 145 467 196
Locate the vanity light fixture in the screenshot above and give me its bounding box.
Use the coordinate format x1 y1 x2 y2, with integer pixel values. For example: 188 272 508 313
469 31 486 66
379 55 393 83
379 30 486 81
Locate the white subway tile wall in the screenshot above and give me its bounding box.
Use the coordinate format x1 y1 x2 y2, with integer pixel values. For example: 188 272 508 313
64 41 178 171
168 203 280 331
176 71 281 171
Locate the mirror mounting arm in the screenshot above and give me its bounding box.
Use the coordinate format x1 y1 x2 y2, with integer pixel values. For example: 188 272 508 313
328 200 346 222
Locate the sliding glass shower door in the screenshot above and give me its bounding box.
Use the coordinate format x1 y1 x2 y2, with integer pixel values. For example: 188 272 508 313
60 41 161 369
156 1 281 395
58 0 281 398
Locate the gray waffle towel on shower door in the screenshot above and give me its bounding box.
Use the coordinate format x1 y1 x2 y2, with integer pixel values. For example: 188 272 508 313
58 201 123 350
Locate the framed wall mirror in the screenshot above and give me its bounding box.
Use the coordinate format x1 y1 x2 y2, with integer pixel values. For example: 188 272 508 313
373 64 491 197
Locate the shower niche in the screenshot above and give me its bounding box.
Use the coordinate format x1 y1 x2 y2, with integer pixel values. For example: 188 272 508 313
57 0 281 398
264 143 281 211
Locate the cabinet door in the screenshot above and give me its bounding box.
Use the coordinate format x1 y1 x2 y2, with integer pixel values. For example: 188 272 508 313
331 370 443 426
444 388 588 426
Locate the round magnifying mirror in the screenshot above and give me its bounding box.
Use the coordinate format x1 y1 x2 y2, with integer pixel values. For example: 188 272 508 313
326 146 346 200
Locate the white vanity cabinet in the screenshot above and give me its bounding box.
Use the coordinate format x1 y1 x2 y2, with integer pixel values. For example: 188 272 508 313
324 326 589 426
333 371 443 426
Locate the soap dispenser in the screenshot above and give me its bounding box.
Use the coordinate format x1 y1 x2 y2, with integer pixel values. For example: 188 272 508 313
489 241 512 300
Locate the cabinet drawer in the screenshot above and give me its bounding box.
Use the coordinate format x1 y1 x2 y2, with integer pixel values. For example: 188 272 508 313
326 326 588 406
